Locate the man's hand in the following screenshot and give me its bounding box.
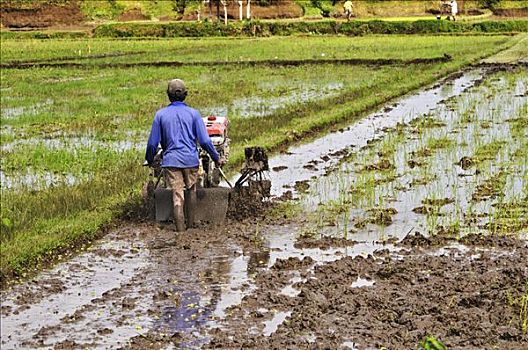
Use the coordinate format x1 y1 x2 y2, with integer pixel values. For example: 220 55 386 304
215 156 227 168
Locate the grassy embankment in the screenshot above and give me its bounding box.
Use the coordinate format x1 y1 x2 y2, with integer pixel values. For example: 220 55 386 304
90 19 528 38
0 34 522 282
1 17 528 40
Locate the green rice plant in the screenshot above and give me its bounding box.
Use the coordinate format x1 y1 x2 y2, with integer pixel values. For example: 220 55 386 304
507 283 528 334
521 286 528 334
268 201 301 220
426 136 453 150
419 336 446 350
474 140 506 164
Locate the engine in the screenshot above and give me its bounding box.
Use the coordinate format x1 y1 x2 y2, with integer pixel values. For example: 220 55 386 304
200 115 230 187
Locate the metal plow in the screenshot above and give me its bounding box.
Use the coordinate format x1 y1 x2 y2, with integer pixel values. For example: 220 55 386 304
144 147 270 226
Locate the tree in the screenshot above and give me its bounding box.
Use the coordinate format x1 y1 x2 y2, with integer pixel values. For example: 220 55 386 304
247 0 251 19
478 0 501 9
173 0 187 14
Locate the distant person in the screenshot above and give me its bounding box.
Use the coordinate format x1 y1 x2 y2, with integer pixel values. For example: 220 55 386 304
450 0 458 21
145 79 224 232
344 0 353 21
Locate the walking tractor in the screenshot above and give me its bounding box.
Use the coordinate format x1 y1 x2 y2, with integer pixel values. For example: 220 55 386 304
143 114 271 226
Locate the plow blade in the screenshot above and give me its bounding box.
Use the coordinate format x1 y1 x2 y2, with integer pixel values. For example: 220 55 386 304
154 187 232 226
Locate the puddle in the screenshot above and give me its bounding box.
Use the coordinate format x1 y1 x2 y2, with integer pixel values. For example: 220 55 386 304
265 225 397 267
342 340 359 349
350 277 375 288
206 82 343 119
0 228 256 349
0 170 89 190
0 229 150 349
279 273 303 297
262 311 291 337
1 99 54 119
211 254 256 319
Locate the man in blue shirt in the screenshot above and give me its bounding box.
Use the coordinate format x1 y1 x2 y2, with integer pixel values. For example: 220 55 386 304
146 79 224 231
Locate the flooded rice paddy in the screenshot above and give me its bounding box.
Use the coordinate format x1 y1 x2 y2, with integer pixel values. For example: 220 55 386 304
1 65 527 349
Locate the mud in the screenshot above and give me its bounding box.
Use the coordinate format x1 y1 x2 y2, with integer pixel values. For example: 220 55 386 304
457 156 476 170
2 51 147 66
363 158 395 171
472 171 506 202
0 2 84 28
0 56 453 70
206 238 528 349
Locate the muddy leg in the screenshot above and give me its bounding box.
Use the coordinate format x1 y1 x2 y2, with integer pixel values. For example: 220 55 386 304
174 205 186 232
182 168 199 229
185 185 197 228
164 168 186 231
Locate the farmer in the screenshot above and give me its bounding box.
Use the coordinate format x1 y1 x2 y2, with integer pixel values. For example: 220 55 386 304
450 0 458 20
343 0 353 21
145 79 224 232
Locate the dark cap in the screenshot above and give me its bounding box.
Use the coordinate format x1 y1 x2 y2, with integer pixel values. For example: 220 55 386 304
167 79 187 95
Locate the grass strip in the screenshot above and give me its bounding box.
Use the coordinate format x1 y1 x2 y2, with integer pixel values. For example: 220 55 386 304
0 56 452 69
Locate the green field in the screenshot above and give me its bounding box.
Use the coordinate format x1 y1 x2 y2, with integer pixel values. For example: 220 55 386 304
0 33 523 281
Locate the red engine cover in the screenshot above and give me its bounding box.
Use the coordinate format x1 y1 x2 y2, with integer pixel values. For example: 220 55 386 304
204 115 228 136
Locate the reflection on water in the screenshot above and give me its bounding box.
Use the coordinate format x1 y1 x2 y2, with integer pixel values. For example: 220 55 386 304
0 232 150 349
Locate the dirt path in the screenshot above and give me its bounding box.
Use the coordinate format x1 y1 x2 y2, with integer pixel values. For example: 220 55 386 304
1 64 526 349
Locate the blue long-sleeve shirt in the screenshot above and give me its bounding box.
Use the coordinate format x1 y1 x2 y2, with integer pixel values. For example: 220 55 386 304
145 101 219 168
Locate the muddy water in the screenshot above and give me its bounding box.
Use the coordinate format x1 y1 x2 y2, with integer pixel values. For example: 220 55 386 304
262 69 486 197
2 67 526 349
208 82 343 119
1 136 145 154
0 131 147 190
303 69 527 238
1 229 149 349
0 170 90 191
1 99 54 120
